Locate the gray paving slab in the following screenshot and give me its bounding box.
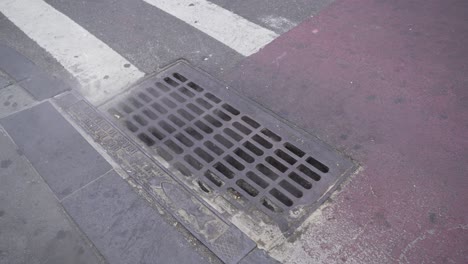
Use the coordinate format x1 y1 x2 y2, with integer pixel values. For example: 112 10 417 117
0 72 11 89
0 102 112 199
0 84 36 119
0 44 37 81
17 70 69 101
63 98 252 264
53 92 81 110
0 44 69 100
239 249 281 264
0 128 103 264
62 170 213 264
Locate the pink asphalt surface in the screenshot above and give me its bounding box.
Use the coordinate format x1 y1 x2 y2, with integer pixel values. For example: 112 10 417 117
226 0 468 262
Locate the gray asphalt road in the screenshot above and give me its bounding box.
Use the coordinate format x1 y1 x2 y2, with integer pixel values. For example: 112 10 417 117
1 0 333 86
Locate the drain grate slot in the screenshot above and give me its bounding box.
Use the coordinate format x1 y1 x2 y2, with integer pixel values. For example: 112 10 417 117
128 97 143 108
204 140 224 155
133 115 148 126
204 170 224 187
214 134 233 148
243 141 263 156
297 164 321 181
279 180 303 198
247 171 269 189
306 156 329 173
146 87 160 98
214 162 235 179
270 188 293 207
222 103 240 115
262 198 282 213
138 133 155 146
149 126 165 140
256 163 279 181
104 62 355 233
173 72 187 82
275 149 296 165
224 128 242 141
284 142 305 157
158 81 172 90
138 92 152 103
289 172 312 190
234 148 254 163
265 156 288 173
194 147 214 163
224 155 245 171
236 179 259 197
142 108 158 120
195 120 212 134
184 154 203 170
124 120 138 132
252 134 272 149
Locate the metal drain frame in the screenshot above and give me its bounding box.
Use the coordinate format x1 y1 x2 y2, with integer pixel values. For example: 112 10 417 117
101 61 357 236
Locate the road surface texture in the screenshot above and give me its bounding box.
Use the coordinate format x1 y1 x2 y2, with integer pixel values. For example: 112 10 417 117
0 0 467 263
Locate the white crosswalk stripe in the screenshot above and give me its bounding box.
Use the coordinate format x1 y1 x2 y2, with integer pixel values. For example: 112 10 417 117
0 0 144 105
142 0 279 56
0 0 284 104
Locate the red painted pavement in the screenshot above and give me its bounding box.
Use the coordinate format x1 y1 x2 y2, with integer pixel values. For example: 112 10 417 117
226 0 468 262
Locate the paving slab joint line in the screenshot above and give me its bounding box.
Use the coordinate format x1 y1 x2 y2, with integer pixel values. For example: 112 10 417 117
0 101 40 120
50 93 164 203
64 97 256 263
71 94 232 224
237 247 257 263
0 125 60 205
0 87 42 119
0 123 109 264
0 73 72 120
60 168 115 202
50 97 132 178
51 95 230 263
0 43 71 100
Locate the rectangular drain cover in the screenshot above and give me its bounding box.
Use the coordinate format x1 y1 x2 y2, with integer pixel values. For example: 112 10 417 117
102 62 356 238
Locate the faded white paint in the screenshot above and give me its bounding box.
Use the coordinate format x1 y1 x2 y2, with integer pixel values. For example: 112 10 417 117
142 0 279 56
259 15 297 33
0 0 144 105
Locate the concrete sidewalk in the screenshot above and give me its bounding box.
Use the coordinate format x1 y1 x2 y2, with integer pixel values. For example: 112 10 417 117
0 124 104 264
0 100 223 263
0 50 224 264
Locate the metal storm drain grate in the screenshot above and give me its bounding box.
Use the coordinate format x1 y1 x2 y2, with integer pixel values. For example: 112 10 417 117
103 62 356 235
